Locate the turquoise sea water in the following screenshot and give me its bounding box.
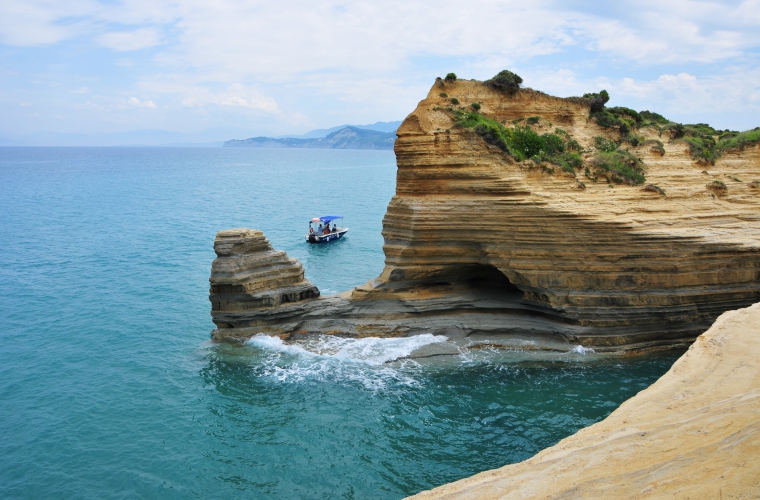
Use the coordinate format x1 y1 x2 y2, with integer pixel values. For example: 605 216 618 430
0 147 681 499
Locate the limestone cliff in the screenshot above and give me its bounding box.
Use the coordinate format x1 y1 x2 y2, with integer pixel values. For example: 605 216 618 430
406 301 760 499
210 78 760 349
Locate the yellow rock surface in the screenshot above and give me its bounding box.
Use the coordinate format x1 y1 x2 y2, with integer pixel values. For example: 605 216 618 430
374 79 760 346
209 79 760 349
407 301 760 499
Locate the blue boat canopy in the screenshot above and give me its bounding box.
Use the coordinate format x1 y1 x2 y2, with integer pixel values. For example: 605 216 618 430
312 215 342 223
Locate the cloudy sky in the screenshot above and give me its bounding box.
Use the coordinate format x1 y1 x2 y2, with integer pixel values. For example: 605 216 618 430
1 0 759 141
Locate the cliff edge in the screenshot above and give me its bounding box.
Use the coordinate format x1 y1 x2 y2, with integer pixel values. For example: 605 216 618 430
406 301 760 499
210 77 760 350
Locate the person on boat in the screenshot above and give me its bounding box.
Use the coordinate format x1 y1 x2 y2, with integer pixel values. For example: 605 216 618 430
318 224 323 234
332 224 337 233
309 227 314 235
323 225 330 235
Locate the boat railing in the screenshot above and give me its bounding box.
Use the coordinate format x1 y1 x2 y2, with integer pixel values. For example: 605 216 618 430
308 227 347 238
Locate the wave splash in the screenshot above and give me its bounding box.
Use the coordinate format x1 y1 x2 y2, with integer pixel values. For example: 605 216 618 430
572 345 596 355
245 334 447 390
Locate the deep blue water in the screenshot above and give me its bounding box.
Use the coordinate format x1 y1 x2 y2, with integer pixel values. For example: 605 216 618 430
0 147 680 499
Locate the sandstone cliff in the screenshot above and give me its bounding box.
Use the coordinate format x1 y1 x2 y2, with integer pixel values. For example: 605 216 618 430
210 78 760 350
406 301 760 499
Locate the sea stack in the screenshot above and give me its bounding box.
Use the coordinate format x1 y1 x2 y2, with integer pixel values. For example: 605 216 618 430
210 78 760 350
210 229 320 337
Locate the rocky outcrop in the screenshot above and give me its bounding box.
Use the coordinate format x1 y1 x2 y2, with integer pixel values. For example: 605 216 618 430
406 302 760 499
210 79 760 350
210 229 319 334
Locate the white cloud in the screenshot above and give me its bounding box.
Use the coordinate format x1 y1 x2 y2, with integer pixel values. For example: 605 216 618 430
97 28 162 52
180 84 279 113
126 97 157 109
1 0 759 133
0 0 96 45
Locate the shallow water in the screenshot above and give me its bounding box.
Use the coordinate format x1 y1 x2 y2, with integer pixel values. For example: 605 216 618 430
0 147 681 499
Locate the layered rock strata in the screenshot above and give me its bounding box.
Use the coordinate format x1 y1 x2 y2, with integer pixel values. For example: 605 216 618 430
210 79 760 349
406 302 760 499
210 229 319 331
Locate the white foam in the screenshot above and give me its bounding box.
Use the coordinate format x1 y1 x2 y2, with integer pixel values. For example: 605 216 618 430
244 334 447 390
571 345 596 355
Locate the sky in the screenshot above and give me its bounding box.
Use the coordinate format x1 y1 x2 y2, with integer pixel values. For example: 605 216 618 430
1 0 759 143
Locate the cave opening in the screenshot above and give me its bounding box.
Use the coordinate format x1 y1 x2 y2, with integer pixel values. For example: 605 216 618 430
422 264 523 298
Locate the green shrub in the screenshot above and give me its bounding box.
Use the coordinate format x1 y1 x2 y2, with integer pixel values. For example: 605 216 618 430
554 128 569 137
511 126 544 159
640 110 669 125
471 102 481 111
439 92 448 98
450 97 459 105
676 136 719 164
589 150 646 185
583 90 609 112
567 139 581 151
594 136 617 153
486 70 523 95
592 107 639 133
541 133 565 155
526 116 540 125
622 134 645 146
452 110 587 178
717 127 760 151
445 73 457 82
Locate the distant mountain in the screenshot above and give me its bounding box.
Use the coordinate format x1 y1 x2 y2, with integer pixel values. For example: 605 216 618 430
277 120 402 139
224 126 396 150
0 121 402 147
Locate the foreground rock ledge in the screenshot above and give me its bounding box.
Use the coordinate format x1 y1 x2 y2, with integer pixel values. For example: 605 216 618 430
407 302 760 499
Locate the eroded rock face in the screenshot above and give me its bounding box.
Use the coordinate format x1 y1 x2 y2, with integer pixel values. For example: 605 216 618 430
210 229 319 333
406 302 760 499
209 80 760 349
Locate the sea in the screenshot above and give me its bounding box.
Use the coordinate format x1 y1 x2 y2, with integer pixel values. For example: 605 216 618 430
0 147 681 499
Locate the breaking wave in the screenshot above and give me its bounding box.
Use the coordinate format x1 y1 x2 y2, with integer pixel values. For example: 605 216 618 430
244 334 447 390
571 345 596 355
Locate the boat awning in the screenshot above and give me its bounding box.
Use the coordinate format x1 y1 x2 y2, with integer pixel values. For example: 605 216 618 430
312 215 342 223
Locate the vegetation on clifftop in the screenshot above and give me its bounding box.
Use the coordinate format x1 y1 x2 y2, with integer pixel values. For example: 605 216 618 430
440 72 759 187
486 70 523 95
583 91 760 165
452 109 582 176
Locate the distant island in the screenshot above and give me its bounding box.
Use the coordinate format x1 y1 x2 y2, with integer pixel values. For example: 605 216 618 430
224 125 399 150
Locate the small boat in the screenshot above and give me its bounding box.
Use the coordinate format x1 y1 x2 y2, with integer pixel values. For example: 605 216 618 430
306 215 348 244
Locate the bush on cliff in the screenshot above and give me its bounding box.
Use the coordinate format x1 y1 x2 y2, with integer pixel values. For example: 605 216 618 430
589 150 646 186
640 110 669 126
486 70 523 95
455 111 562 160
583 90 609 112
592 105 641 134
717 127 760 151
677 136 719 164
445 72 457 82
594 136 617 153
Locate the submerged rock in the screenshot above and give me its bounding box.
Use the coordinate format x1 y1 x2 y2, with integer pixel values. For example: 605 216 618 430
210 79 760 351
